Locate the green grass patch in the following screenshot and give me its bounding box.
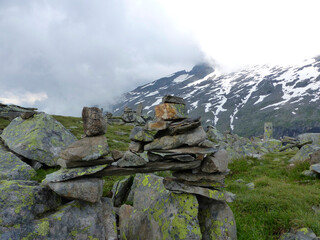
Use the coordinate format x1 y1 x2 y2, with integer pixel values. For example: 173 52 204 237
226 151 320 239
31 167 60 182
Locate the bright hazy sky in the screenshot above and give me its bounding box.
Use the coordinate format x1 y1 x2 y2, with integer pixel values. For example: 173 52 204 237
1 0 320 116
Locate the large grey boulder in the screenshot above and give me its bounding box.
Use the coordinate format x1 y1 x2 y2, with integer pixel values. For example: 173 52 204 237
1 113 77 166
119 173 202 240
297 133 320 146
0 198 117 240
0 180 61 227
59 135 109 161
0 143 36 180
198 196 237 240
144 126 207 150
48 178 104 203
206 126 225 143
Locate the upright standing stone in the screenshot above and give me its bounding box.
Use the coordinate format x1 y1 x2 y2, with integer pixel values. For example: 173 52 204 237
136 103 143 116
82 107 106 137
264 122 273 141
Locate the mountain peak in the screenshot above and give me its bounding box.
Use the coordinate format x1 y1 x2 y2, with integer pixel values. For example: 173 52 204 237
111 59 320 138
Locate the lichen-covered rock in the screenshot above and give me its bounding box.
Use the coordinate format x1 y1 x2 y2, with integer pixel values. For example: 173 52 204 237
1 113 77 166
297 133 320 146
144 126 207 150
129 126 154 142
48 178 104 203
0 144 36 180
280 227 319 240
82 107 106 137
260 139 282 152
112 176 134 207
0 198 117 240
117 151 147 167
198 196 237 240
44 164 108 183
289 145 320 163
120 173 202 240
206 126 225 143
201 149 228 173
59 135 109 161
0 180 61 227
111 150 124 160
155 103 187 120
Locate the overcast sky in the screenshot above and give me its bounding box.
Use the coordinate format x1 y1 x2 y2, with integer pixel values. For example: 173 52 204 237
1 0 320 116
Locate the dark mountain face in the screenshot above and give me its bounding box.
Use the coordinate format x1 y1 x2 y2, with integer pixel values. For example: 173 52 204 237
111 59 320 138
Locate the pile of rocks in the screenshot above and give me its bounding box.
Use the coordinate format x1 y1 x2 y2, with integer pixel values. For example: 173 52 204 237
115 95 233 202
57 107 111 168
46 107 111 203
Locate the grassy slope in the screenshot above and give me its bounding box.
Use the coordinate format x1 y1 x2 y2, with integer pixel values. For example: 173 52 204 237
226 152 320 239
1 116 320 238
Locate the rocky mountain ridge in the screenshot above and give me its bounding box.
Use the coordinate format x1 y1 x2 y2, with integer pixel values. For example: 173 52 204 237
112 57 320 138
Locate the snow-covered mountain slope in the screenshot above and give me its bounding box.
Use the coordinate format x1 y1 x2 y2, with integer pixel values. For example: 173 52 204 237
111 57 320 138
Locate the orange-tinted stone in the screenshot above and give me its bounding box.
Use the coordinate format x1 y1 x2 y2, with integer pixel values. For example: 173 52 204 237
155 103 187 120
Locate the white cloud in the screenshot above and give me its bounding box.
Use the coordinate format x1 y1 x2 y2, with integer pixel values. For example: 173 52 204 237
0 91 48 106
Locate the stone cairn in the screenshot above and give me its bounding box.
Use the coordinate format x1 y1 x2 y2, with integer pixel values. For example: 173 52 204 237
116 95 234 202
43 96 235 237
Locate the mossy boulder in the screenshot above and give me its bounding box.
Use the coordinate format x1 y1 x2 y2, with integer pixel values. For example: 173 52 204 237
1 113 77 166
0 143 36 180
0 180 61 227
120 173 202 240
289 145 320 163
198 196 237 240
297 133 320 146
259 139 282 152
0 198 117 240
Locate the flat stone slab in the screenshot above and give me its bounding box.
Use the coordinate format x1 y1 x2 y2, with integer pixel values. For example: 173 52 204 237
93 161 202 177
59 135 109 161
163 178 234 202
168 117 201 135
151 147 217 155
48 178 104 203
173 171 226 182
44 164 108 183
57 157 113 168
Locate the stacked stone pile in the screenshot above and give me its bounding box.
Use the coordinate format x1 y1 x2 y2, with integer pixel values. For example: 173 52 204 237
46 107 111 203
114 95 234 203
57 107 112 169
